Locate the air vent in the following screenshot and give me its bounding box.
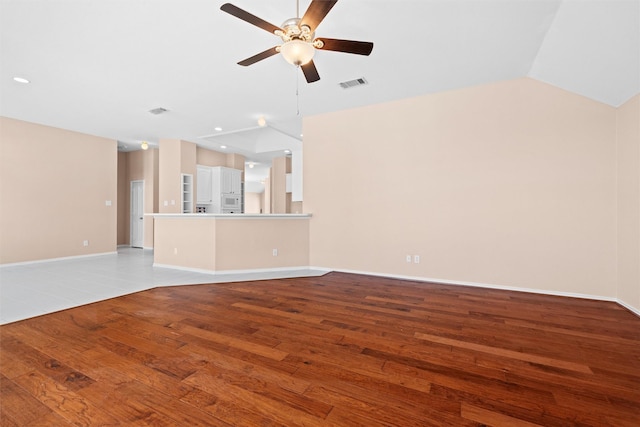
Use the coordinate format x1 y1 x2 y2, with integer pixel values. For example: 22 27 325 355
339 77 368 89
149 107 168 115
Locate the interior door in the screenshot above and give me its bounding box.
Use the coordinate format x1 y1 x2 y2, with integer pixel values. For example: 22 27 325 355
130 180 144 248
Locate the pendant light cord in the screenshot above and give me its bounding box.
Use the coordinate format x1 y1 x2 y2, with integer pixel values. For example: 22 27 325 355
296 69 300 116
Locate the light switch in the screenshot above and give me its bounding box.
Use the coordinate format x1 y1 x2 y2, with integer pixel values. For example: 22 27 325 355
105 200 112 206
164 200 168 206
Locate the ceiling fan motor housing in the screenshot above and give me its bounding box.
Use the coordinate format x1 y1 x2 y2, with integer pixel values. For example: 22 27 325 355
276 18 314 42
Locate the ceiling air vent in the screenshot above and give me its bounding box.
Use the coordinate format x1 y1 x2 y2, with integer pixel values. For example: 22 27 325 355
149 107 168 115
339 77 368 89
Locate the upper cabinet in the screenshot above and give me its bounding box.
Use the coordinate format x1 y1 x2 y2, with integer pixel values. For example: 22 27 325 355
220 167 242 194
212 166 241 196
197 165 243 211
197 165 213 203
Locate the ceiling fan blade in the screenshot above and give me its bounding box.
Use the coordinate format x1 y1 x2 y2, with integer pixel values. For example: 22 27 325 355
220 3 283 34
238 47 280 66
316 38 374 56
301 60 320 83
300 0 338 32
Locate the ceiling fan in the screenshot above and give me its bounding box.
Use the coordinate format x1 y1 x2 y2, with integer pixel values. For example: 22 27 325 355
220 1 374 83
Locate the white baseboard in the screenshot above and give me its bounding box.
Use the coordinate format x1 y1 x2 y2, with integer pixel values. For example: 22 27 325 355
0 251 118 268
616 299 640 317
153 263 327 277
119 245 154 251
312 267 639 317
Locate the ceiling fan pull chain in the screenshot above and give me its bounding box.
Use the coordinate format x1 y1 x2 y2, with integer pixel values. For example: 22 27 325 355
297 68 302 116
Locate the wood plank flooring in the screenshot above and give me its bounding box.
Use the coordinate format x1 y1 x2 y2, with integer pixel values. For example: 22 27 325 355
1 272 639 426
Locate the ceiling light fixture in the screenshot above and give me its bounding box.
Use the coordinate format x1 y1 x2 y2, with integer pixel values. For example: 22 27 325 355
279 39 315 66
257 116 266 127
13 77 30 84
215 127 222 131
284 149 291 154
141 141 149 150
248 162 255 168
220 145 227 149
220 1 373 84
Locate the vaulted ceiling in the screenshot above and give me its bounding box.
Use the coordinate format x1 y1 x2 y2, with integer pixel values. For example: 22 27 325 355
1 0 638 183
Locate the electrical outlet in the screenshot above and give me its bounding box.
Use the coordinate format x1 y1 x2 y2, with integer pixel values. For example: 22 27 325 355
83 240 89 247
406 255 412 263
273 249 278 256
414 255 420 264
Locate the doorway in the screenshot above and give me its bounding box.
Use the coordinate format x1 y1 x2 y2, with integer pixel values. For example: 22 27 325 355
130 180 144 248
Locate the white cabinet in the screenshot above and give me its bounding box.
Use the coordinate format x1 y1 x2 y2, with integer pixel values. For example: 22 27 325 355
197 166 213 203
211 166 241 197
196 165 242 213
220 167 242 194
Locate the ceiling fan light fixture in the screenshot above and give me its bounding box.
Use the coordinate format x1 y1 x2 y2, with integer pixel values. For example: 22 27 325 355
280 39 315 66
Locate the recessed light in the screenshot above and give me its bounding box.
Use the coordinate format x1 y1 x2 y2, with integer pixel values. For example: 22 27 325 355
13 77 30 84
215 127 222 131
220 145 227 149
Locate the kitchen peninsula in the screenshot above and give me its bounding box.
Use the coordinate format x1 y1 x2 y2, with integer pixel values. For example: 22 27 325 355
151 213 311 273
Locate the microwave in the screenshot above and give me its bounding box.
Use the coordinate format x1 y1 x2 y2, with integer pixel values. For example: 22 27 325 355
221 193 241 211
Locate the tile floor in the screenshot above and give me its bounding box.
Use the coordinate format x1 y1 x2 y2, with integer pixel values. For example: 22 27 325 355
0 247 326 325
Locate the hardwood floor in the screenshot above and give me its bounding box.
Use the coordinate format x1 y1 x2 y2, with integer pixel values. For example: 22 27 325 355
1 272 639 426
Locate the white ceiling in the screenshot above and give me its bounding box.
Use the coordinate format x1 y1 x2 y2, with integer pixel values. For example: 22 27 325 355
1 0 638 181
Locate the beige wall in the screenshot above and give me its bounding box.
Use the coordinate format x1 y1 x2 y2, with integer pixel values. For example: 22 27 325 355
159 139 196 213
304 78 618 299
245 192 262 214
195 148 245 170
117 152 128 245
159 139 181 213
154 217 217 271
153 216 309 272
181 140 196 177
215 218 309 270
196 146 227 167
272 156 288 213
225 153 246 171
117 149 159 248
0 117 117 263
616 94 640 312
290 201 303 214
263 175 272 214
